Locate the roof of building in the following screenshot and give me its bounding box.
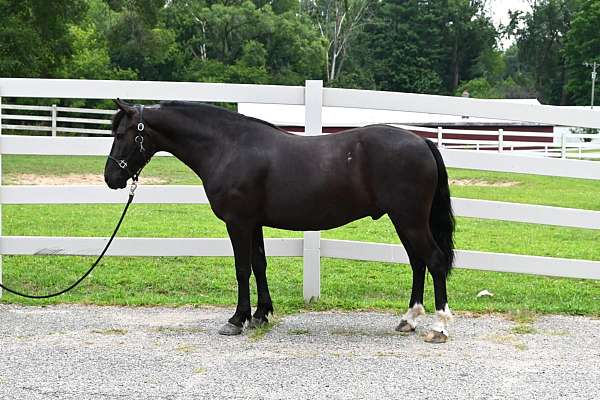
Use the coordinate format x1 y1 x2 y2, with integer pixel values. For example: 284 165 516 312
238 99 549 127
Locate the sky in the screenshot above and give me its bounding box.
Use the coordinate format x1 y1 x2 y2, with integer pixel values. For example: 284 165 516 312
488 0 532 48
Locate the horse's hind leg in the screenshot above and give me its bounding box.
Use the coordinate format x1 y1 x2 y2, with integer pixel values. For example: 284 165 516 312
392 217 452 343
248 226 274 328
392 220 426 332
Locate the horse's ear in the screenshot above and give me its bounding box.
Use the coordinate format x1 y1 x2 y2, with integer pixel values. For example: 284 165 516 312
113 98 135 115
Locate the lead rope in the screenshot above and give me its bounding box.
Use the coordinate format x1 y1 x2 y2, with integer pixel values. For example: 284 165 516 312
0 179 138 299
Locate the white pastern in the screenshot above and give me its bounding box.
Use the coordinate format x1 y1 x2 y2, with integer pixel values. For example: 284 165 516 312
431 304 453 336
401 303 425 329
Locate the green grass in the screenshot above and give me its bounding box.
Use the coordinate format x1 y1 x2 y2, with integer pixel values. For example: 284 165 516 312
2 255 598 315
1 155 599 317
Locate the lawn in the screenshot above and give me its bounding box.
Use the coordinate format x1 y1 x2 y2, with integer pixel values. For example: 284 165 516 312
1 155 599 316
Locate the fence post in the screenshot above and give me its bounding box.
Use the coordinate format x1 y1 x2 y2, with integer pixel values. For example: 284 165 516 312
437 127 443 148
303 80 323 303
561 130 567 158
498 128 504 152
51 104 57 137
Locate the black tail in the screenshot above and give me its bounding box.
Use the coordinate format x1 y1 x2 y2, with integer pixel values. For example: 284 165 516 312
424 139 455 274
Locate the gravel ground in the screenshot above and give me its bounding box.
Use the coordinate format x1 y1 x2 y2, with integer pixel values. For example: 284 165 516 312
0 304 599 400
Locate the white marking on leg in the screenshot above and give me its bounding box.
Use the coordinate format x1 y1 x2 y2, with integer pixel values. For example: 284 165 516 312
401 303 425 329
431 304 453 336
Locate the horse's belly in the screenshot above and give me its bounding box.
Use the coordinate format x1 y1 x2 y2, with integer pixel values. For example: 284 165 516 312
263 198 373 231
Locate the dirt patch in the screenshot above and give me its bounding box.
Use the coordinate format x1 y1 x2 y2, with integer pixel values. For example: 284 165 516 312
8 173 166 185
450 178 520 187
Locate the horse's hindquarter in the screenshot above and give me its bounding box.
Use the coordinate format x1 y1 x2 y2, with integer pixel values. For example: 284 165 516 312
262 127 436 231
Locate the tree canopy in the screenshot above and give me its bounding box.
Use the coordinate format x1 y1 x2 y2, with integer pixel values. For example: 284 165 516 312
0 0 597 105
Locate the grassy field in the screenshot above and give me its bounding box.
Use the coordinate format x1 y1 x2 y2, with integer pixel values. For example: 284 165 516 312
1 155 599 316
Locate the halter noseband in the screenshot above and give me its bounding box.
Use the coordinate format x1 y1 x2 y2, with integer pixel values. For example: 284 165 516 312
108 105 149 182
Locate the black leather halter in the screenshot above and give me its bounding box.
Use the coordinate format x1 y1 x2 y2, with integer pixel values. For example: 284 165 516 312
108 105 149 181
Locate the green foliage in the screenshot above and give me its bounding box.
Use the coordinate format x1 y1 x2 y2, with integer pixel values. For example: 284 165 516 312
350 0 497 94
507 0 581 104
455 77 500 99
60 25 137 81
107 1 184 81
0 0 87 77
164 0 324 84
565 0 600 106
1 0 596 104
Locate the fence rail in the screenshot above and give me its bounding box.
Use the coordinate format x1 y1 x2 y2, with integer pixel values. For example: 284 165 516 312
3 102 599 159
1 78 599 302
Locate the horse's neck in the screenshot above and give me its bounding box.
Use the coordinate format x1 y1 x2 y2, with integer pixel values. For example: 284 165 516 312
154 119 228 184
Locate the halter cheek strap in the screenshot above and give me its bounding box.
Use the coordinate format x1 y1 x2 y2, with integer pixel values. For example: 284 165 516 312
109 105 149 181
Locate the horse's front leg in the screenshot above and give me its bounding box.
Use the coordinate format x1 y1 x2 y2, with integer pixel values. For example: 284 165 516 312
248 226 273 328
218 223 253 336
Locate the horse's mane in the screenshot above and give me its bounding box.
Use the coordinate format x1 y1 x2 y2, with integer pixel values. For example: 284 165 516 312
159 101 291 134
111 101 292 135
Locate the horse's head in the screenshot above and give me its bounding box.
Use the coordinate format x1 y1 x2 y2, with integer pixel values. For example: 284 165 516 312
104 99 153 189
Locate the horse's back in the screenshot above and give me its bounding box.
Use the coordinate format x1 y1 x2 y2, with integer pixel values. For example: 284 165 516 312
257 124 438 230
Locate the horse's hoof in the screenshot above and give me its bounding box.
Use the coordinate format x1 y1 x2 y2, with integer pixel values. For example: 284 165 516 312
424 330 448 343
247 317 268 329
218 322 243 336
395 320 415 333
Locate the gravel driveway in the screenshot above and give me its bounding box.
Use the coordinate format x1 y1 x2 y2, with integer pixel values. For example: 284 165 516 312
0 304 598 400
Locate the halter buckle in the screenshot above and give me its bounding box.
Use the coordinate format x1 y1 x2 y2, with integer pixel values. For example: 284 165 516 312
137 122 145 132
129 181 138 196
135 135 145 152
118 160 128 169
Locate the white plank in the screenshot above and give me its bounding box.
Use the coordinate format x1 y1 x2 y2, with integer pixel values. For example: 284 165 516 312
1 115 52 122
56 127 112 135
0 185 208 204
3 186 599 230
1 236 599 279
56 117 112 124
454 250 600 280
3 135 600 179
56 106 116 114
2 125 52 132
0 135 174 155
0 236 303 257
1 104 52 111
320 239 600 280
323 88 600 129
441 148 600 179
0 78 305 105
1 135 112 155
452 198 600 229
321 239 409 263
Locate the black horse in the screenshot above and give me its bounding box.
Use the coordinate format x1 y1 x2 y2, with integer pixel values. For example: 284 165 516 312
105 100 455 343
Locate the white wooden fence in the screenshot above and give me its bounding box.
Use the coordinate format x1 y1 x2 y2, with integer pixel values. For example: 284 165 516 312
1 78 599 302
3 103 600 160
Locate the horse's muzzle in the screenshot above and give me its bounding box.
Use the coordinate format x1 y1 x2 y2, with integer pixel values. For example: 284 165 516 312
104 170 128 190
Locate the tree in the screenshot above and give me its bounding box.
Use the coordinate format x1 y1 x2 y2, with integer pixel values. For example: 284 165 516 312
507 0 581 104
106 0 184 81
347 0 496 94
565 0 600 106
0 0 87 77
302 0 372 83
165 0 325 85
443 0 498 92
